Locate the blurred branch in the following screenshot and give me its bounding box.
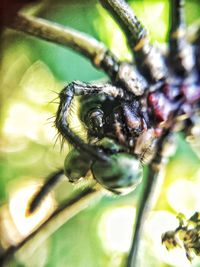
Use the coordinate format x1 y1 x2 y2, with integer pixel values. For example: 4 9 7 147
7 13 107 66
0 184 102 265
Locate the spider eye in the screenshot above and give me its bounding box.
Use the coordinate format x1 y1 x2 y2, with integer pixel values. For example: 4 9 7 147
91 153 143 194
87 109 104 136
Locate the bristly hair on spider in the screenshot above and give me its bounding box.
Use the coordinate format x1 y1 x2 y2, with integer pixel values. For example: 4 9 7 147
1 0 200 267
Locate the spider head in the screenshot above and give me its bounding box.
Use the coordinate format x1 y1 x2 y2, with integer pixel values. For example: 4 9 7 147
91 152 143 194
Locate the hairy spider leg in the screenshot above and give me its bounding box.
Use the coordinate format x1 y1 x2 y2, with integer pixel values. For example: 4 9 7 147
168 0 195 76
9 14 120 82
183 111 200 160
27 169 64 214
100 0 167 83
127 129 172 267
193 27 200 73
10 14 148 96
55 81 126 161
127 95 185 267
178 9 200 153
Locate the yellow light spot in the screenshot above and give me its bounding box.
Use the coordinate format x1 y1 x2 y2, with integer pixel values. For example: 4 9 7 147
145 211 191 267
9 181 55 238
3 103 57 144
98 206 135 253
167 179 200 216
20 60 58 104
95 5 131 61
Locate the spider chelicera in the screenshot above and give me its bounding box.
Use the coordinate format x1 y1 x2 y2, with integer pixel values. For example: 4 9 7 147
1 0 200 266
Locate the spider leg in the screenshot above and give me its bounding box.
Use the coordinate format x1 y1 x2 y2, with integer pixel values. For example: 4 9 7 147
27 169 64 215
127 162 165 267
127 98 185 267
100 0 167 83
127 129 172 267
55 81 126 162
192 27 200 73
8 14 120 81
9 14 147 96
168 0 195 76
183 116 200 158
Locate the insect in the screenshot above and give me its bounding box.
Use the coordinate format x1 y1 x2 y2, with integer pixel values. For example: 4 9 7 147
0 0 200 266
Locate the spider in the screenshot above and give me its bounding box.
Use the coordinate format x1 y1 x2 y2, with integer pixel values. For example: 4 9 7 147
0 0 200 266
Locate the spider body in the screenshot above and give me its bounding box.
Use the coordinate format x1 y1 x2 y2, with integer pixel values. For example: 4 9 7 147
53 0 200 260
1 0 200 266
80 90 148 150
64 88 146 193
62 73 200 193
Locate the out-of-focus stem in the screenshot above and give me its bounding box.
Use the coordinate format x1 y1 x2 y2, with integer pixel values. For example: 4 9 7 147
0 184 102 265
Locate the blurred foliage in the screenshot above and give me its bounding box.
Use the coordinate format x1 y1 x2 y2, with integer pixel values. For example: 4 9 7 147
0 0 200 267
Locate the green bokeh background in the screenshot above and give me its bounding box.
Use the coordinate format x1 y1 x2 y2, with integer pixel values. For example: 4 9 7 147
0 0 200 267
